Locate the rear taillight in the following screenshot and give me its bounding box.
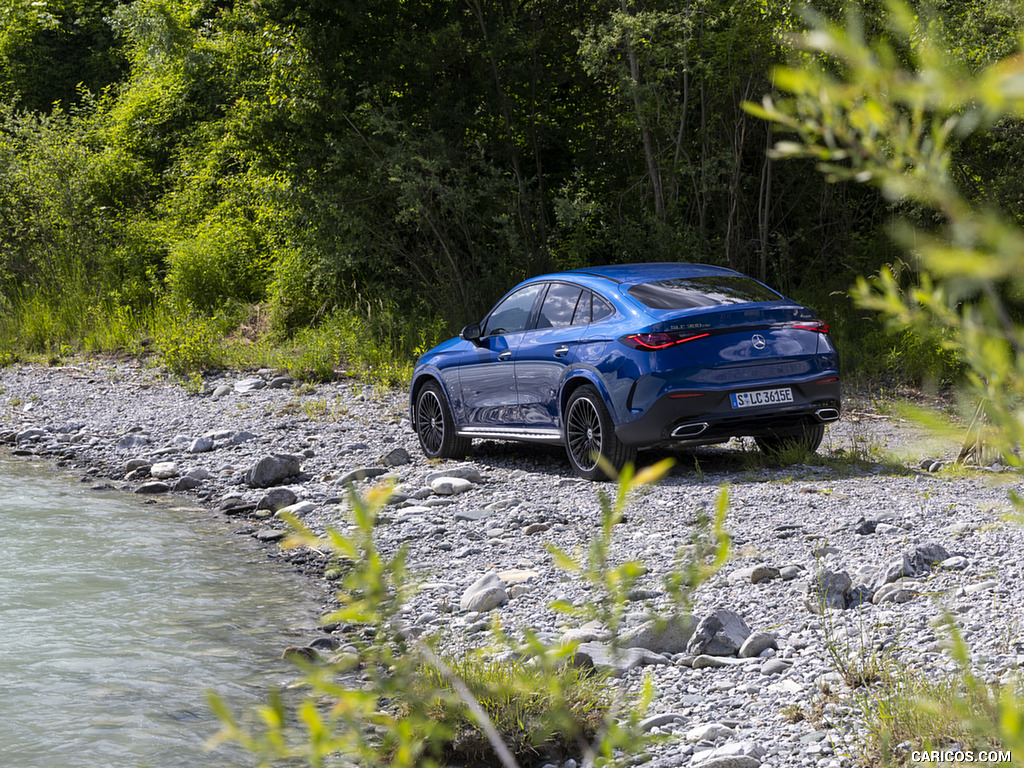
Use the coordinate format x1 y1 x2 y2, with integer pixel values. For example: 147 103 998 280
620 331 711 350
791 320 829 333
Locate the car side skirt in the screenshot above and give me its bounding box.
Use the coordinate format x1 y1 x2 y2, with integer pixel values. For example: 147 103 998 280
457 426 563 442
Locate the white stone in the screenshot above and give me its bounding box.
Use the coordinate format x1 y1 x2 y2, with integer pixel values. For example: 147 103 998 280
150 461 179 479
431 477 473 495
686 723 736 743
275 501 317 518
460 571 507 612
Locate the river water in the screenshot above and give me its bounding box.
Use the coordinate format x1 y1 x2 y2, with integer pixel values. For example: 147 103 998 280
0 456 321 767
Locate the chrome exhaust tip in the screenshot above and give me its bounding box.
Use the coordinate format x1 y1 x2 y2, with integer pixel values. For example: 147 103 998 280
815 408 840 423
671 422 709 438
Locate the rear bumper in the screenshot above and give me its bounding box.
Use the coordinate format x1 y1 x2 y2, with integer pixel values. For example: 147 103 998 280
614 378 841 447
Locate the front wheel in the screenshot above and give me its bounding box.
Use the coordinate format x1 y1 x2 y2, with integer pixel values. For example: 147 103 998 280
564 385 636 481
415 381 471 459
754 423 825 457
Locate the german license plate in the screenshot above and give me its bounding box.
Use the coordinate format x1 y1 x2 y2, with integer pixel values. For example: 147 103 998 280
730 387 793 409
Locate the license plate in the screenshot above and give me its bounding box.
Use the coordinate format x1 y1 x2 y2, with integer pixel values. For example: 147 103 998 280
730 387 794 409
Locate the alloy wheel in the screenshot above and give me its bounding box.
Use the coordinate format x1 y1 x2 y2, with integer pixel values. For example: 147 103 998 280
566 396 602 472
417 390 445 455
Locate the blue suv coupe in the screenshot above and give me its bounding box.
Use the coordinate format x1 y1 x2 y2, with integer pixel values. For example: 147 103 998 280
410 263 841 479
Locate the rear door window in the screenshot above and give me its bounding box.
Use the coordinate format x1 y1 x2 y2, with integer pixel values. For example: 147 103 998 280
537 283 584 328
627 276 781 309
569 291 615 324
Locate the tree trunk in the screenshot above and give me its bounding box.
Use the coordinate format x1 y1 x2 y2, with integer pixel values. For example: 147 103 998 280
622 0 665 219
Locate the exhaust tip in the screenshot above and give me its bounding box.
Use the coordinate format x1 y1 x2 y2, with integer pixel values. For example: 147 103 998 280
815 408 840 423
672 422 709 438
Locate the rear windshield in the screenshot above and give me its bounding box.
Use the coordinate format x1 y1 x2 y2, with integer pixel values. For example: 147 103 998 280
627 275 782 310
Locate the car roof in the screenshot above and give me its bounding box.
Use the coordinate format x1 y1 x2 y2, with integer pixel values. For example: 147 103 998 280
560 262 741 285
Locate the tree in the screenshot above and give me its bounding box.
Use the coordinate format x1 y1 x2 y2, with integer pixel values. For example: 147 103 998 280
0 0 125 111
747 0 1024 458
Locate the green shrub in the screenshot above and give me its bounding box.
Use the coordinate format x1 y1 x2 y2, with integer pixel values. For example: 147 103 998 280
751 5 1024 762
266 246 323 332
152 305 227 374
280 304 448 387
165 208 270 312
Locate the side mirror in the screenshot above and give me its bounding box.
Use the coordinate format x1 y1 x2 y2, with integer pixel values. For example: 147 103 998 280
460 322 482 343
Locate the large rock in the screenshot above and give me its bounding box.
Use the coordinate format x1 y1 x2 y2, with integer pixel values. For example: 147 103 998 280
571 642 668 678
234 377 265 393
804 568 852 612
460 571 508 613
619 614 695 655
686 608 751 656
124 458 152 475
189 436 214 453
244 454 302 488
690 740 765 768
135 481 170 494
172 476 202 492
378 447 411 467
738 631 778 658
875 542 953 587
727 564 779 585
150 461 179 480
430 476 474 495
275 501 317 519
257 487 299 512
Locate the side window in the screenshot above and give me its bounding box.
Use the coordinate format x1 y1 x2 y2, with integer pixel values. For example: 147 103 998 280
482 284 543 337
571 291 592 325
536 283 583 329
592 294 615 322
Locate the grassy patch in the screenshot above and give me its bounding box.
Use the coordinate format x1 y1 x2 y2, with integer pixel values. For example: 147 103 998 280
396 655 614 767
0 286 448 388
855 666 1016 766
275 308 446 387
814 609 1022 767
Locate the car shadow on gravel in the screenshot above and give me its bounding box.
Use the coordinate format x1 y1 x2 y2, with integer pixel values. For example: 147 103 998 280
464 438 913 484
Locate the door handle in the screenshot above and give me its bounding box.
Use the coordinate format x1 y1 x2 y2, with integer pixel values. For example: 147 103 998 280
554 346 570 358
498 350 512 361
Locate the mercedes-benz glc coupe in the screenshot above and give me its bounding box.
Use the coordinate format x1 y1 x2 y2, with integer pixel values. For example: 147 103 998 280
410 263 840 479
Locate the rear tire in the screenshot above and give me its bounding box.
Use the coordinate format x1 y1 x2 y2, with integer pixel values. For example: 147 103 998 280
754 423 825 456
415 381 471 460
564 385 636 481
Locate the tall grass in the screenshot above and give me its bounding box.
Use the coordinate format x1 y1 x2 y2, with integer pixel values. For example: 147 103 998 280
0 285 151 360
0 281 448 389
276 301 449 386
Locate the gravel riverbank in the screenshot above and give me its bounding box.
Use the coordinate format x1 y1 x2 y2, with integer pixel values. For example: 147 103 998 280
3 361 1023 768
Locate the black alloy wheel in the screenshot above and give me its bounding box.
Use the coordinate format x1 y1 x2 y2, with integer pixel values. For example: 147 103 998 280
415 381 471 459
564 384 636 480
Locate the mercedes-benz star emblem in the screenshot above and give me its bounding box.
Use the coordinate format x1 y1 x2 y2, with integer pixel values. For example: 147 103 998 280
751 334 767 350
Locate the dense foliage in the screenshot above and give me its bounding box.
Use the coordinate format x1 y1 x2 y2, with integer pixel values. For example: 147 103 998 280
0 0 1021 381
